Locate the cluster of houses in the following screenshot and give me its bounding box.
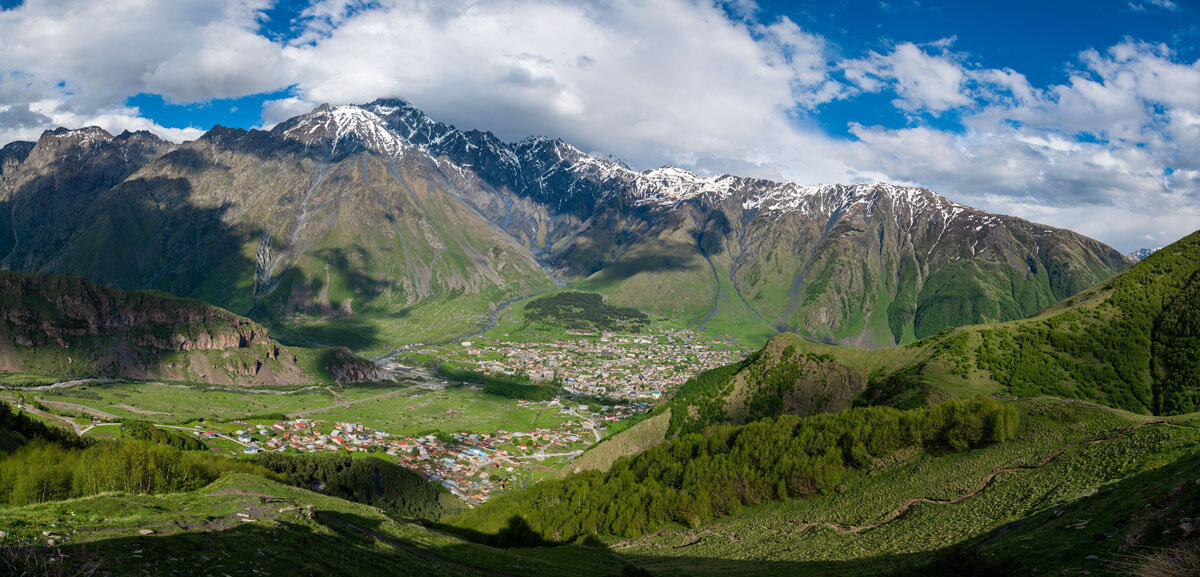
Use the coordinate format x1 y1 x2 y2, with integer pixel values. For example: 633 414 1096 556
204 399 646 505
456 330 743 399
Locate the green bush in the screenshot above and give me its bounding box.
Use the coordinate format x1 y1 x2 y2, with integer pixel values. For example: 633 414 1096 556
122 419 207 451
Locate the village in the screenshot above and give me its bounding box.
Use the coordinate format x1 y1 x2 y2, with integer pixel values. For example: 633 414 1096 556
406 329 745 400
192 397 653 505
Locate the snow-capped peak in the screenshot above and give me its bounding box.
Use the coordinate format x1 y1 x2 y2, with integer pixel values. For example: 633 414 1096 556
43 126 113 147
278 104 410 156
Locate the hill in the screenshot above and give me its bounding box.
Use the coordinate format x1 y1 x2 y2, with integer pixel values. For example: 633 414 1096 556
612 399 1200 577
0 101 1127 351
0 271 378 386
659 228 1200 437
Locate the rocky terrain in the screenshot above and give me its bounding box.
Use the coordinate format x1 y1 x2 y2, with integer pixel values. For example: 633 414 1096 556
0 100 1130 348
0 271 377 386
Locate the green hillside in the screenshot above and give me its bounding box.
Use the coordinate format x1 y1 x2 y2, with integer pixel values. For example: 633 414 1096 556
614 400 1200 577
657 229 1200 436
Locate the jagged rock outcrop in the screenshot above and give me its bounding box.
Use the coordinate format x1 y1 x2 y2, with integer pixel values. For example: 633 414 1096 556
0 271 374 386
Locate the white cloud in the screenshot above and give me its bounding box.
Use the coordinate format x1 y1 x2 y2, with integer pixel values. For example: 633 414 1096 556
0 0 288 139
277 0 846 177
0 100 204 144
842 41 972 113
0 1 1196 251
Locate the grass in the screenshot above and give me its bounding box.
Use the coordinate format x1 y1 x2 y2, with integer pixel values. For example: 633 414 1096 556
10 381 572 439
0 473 626 577
614 398 1199 576
565 410 671 475
312 386 570 436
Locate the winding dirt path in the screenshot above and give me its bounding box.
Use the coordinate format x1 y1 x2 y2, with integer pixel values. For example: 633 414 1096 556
805 421 1162 534
617 421 1162 549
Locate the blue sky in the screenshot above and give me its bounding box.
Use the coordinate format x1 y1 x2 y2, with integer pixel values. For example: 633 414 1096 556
0 0 1198 251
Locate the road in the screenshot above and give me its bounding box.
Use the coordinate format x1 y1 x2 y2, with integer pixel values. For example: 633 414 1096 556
564 405 602 443
514 450 583 461
2 377 116 391
78 422 119 435
288 385 418 417
38 399 120 420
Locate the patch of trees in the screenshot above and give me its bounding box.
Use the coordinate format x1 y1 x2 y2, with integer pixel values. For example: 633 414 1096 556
438 365 559 401
856 363 933 410
235 412 290 423
0 439 276 506
0 401 86 452
523 292 649 333
450 397 1019 544
254 453 445 520
122 420 207 451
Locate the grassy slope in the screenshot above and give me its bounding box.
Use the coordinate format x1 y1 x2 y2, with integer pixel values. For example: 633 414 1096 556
614 399 1200 576
0 473 625 577
698 229 1200 422
564 410 671 475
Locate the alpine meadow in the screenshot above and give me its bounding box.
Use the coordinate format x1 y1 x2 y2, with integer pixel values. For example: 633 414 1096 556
1 1 1199 576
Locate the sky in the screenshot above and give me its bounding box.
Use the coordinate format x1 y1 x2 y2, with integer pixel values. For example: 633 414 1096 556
1 0 1198 252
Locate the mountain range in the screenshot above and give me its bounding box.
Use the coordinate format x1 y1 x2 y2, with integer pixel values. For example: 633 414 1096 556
0 99 1130 352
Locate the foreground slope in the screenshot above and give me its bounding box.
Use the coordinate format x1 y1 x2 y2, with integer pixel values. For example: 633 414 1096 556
0 271 378 386
613 400 1200 577
0 472 632 577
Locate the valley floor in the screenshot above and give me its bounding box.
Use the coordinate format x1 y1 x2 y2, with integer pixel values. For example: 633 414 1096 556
3 398 1198 576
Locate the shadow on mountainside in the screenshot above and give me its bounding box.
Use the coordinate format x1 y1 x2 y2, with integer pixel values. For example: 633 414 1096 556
0 147 386 351
5 508 1026 577
580 239 707 287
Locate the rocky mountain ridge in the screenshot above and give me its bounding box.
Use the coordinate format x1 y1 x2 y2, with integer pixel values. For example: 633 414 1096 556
0 99 1130 349
0 271 378 386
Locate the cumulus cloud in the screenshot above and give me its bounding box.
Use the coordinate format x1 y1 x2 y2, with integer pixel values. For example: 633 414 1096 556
277 0 846 177
0 0 1196 251
842 40 973 113
0 0 289 140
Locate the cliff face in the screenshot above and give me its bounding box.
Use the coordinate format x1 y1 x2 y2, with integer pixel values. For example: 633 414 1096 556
0 271 375 386
0 272 270 350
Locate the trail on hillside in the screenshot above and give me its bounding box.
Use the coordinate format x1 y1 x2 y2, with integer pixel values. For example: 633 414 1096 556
617 421 1162 550
805 421 1162 535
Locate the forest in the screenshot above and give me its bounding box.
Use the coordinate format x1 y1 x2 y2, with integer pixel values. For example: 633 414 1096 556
253 453 447 520
0 438 276 506
438 364 560 400
449 397 1019 544
972 230 1200 414
522 292 650 333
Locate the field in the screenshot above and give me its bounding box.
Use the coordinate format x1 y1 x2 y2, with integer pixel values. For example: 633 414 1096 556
7 381 570 437
308 386 570 435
